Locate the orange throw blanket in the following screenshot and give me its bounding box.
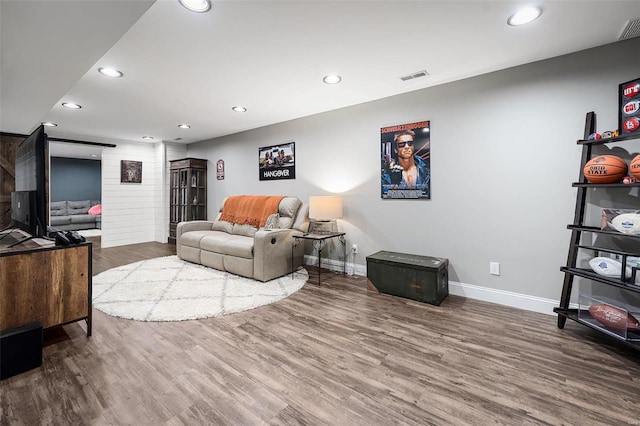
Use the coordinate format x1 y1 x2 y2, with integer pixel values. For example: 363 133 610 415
219 195 285 228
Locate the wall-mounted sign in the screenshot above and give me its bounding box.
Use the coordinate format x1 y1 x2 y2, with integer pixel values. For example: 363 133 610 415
258 141 295 181
216 159 224 180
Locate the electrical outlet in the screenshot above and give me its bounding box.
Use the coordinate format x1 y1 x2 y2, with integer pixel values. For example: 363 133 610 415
490 262 500 276
351 244 358 254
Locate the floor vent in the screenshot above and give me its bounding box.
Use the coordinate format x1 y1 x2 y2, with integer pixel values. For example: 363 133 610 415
619 17 640 40
400 70 429 81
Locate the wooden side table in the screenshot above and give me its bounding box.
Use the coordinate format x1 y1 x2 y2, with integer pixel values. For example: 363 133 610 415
292 232 346 285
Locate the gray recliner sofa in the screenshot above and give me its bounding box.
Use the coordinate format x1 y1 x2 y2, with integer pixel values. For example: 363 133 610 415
176 196 308 282
49 200 101 231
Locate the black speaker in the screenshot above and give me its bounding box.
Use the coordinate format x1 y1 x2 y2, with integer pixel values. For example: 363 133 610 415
1 321 43 380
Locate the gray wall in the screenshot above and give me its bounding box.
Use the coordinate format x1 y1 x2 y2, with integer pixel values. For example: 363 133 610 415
186 38 640 313
50 157 101 202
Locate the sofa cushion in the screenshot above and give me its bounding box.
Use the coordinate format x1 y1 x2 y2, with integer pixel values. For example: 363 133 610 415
70 214 96 224
50 201 68 216
232 223 258 238
277 197 302 229
180 230 220 249
199 232 237 253
50 216 71 226
222 236 254 259
212 220 233 233
68 200 91 215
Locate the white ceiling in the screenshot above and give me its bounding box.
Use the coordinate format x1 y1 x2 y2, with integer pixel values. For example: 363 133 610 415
2 0 640 159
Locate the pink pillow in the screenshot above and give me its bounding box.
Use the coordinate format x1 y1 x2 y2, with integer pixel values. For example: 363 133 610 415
88 204 102 215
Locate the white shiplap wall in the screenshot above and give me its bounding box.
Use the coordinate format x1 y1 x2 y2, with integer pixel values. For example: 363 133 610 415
101 141 163 248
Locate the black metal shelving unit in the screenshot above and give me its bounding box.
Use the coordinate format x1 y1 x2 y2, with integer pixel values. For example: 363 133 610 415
554 111 640 350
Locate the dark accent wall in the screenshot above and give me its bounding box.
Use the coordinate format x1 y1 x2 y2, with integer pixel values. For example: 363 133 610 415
50 157 101 202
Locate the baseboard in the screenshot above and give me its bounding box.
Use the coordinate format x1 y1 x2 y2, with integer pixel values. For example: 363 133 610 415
305 257 565 316
303 255 366 277
448 281 563 316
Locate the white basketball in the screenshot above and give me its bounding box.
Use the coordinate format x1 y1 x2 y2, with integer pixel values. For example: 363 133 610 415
610 213 640 235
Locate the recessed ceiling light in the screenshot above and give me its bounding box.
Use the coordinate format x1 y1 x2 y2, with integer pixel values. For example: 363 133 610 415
98 67 123 78
178 0 212 13
232 106 247 112
62 102 82 109
90 154 98 158
41 122 57 127
508 6 542 26
142 136 154 140
323 74 342 84
178 124 191 129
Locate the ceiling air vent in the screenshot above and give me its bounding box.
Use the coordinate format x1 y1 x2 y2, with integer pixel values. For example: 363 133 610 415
619 17 640 40
400 70 429 82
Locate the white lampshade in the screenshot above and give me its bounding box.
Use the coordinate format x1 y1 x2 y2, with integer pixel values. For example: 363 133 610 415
309 196 343 220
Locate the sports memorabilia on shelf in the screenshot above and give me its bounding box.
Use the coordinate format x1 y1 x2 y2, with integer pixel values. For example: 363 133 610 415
582 155 628 183
588 303 640 332
601 209 640 235
619 77 640 135
630 154 640 179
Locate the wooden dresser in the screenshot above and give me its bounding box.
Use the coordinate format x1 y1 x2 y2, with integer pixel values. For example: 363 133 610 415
0 241 92 336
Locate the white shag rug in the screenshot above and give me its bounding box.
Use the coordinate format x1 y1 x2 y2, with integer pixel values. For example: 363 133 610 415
92 255 308 321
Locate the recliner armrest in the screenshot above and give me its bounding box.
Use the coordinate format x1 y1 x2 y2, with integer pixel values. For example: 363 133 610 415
253 228 305 282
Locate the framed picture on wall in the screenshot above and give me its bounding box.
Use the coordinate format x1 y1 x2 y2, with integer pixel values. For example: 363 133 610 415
380 120 431 199
258 141 295 181
121 160 142 183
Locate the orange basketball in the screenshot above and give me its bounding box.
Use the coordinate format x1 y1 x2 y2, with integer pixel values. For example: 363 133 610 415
630 154 640 180
583 155 628 184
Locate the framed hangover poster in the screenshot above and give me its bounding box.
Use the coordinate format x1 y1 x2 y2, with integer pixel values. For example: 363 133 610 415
259 142 295 181
380 121 431 199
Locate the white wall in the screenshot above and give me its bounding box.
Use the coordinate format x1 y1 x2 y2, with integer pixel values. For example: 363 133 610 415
185 38 640 315
101 141 160 247
101 140 188 247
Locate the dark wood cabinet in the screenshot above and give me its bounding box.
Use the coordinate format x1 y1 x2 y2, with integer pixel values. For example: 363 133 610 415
169 158 207 244
554 112 640 350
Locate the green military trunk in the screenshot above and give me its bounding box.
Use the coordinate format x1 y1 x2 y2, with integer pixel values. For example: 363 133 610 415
366 251 449 306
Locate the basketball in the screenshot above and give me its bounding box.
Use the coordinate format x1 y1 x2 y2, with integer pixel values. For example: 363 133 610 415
583 155 628 184
630 154 640 179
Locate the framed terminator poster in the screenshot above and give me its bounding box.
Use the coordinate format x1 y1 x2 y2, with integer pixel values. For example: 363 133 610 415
259 142 295 181
380 120 431 199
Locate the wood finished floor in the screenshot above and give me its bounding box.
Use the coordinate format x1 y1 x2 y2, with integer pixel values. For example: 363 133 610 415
2 238 640 425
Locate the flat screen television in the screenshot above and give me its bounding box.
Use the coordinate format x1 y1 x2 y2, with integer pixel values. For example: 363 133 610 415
11 125 48 238
10 191 38 235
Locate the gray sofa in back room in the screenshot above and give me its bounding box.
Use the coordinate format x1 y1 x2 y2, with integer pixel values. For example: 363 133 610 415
49 200 101 231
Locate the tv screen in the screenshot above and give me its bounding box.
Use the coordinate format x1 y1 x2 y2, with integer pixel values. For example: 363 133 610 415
11 125 48 238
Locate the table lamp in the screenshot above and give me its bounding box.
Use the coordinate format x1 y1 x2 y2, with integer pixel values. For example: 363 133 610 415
308 196 342 233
